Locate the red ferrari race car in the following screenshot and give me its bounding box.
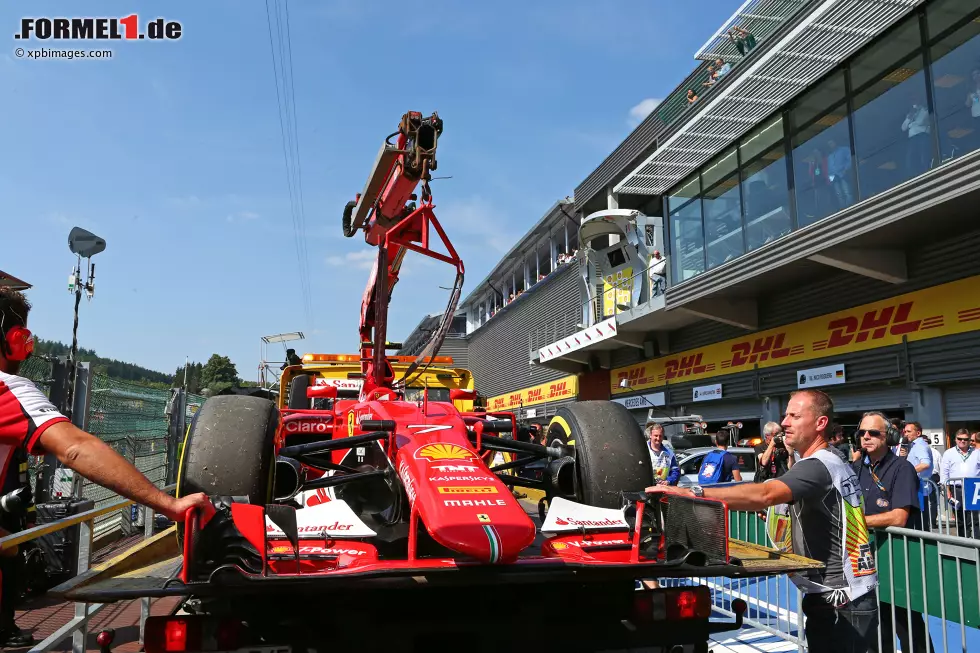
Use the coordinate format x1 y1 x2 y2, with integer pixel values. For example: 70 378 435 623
55 113 820 653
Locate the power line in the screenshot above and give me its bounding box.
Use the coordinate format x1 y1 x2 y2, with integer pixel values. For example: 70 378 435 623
264 0 314 331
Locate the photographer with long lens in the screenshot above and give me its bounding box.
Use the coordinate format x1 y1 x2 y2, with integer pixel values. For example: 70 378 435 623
755 421 794 481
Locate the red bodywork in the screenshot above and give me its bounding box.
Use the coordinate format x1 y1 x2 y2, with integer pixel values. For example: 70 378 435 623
178 112 735 586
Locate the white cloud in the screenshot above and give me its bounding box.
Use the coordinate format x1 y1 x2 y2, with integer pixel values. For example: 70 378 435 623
326 250 376 270
440 197 519 255
628 98 662 127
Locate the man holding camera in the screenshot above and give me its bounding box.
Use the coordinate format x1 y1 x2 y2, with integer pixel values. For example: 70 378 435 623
755 421 794 481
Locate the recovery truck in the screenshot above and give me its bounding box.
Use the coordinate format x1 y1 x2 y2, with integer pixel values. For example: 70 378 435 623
53 112 822 653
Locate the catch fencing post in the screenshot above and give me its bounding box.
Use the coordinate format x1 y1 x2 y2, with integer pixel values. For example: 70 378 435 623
39 356 72 503
69 362 92 498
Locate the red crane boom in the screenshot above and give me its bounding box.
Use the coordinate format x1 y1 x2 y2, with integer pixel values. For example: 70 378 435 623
341 112 464 398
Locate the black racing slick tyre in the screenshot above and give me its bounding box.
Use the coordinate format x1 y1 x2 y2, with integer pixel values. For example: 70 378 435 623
177 396 277 505
287 374 311 410
546 401 652 509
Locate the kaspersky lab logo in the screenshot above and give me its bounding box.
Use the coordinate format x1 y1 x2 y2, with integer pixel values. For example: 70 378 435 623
15 15 182 41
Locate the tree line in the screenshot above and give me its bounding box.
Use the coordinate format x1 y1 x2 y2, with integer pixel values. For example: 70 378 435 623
34 339 255 395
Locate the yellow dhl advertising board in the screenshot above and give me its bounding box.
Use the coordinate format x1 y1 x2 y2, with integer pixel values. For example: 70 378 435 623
488 375 578 411
603 268 633 317
611 274 980 394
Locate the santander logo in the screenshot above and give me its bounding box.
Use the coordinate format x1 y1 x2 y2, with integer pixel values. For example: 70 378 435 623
554 516 626 528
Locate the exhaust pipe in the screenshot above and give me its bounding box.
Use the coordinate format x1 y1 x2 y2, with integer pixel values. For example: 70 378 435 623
274 456 305 501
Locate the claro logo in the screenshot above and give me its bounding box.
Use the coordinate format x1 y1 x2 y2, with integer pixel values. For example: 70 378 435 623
283 418 332 434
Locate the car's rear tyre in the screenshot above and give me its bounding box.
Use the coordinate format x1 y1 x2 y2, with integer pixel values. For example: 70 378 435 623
177 396 278 505
546 401 652 509
287 374 311 410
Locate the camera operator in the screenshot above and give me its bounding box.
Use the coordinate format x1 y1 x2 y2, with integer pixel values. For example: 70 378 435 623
755 421 794 481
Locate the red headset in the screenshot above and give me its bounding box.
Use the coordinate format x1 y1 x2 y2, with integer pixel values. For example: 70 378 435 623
2 325 34 362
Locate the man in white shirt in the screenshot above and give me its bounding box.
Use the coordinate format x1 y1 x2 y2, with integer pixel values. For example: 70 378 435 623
901 103 932 178
649 251 667 297
939 428 980 538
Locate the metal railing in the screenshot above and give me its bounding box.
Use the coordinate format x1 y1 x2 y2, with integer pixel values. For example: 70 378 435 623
659 502 980 652
0 486 175 653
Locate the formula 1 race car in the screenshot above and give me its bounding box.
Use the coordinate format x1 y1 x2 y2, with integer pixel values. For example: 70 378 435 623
55 113 821 653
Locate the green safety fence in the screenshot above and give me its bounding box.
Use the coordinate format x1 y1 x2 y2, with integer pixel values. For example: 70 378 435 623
728 509 980 630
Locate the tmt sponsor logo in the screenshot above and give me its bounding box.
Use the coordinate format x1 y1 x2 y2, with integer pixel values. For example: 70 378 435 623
431 464 479 473
443 499 508 507
819 302 921 350
664 353 707 380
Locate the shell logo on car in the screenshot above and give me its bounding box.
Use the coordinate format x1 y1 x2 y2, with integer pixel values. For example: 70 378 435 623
414 443 475 462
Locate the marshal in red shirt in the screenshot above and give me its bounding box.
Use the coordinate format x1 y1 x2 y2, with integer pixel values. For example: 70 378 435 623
0 370 69 481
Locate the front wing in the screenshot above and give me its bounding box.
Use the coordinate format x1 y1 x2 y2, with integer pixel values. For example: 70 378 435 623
52 494 822 603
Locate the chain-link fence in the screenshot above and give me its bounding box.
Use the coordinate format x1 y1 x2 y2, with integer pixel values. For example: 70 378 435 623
15 354 209 540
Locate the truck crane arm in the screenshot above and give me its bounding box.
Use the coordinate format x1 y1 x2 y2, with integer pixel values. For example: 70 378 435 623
341 111 464 398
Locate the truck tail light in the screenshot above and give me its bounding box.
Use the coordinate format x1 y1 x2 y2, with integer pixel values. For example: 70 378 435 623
632 585 712 624
144 616 243 653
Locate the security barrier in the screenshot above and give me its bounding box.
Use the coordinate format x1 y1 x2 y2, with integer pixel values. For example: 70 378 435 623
662 503 980 652
0 487 174 653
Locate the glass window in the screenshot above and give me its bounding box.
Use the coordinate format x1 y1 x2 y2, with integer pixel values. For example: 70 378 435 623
852 54 933 200
742 144 792 251
930 18 980 163
928 0 980 40
850 16 923 90
702 173 743 269
701 148 738 190
790 70 846 131
791 103 855 227
668 175 704 282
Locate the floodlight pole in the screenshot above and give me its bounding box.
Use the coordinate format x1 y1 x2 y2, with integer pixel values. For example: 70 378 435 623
64 255 84 420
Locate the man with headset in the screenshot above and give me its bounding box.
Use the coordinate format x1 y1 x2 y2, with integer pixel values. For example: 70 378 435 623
853 411 934 653
0 287 209 645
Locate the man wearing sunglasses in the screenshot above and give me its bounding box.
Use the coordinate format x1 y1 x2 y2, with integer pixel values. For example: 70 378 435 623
0 287 210 645
939 428 980 538
646 388 878 653
852 412 934 653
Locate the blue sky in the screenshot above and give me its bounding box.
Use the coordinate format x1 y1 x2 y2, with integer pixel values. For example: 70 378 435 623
0 0 737 379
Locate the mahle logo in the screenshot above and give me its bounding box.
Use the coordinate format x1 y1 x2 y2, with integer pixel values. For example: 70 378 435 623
15 15 182 41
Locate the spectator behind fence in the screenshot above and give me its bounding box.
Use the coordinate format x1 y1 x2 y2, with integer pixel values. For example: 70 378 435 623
853 412 934 653
697 429 741 485
645 422 679 486
939 428 980 538
647 389 879 653
896 421 934 529
0 287 209 646
755 421 794 481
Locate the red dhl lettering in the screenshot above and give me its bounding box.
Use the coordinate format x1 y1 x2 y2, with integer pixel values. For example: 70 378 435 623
548 381 567 397
664 353 706 380
729 333 791 367
827 302 920 348
527 388 542 401
509 393 522 406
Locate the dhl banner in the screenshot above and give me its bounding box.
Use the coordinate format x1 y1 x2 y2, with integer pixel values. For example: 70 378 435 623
488 375 578 411
611 274 980 394
603 268 633 317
